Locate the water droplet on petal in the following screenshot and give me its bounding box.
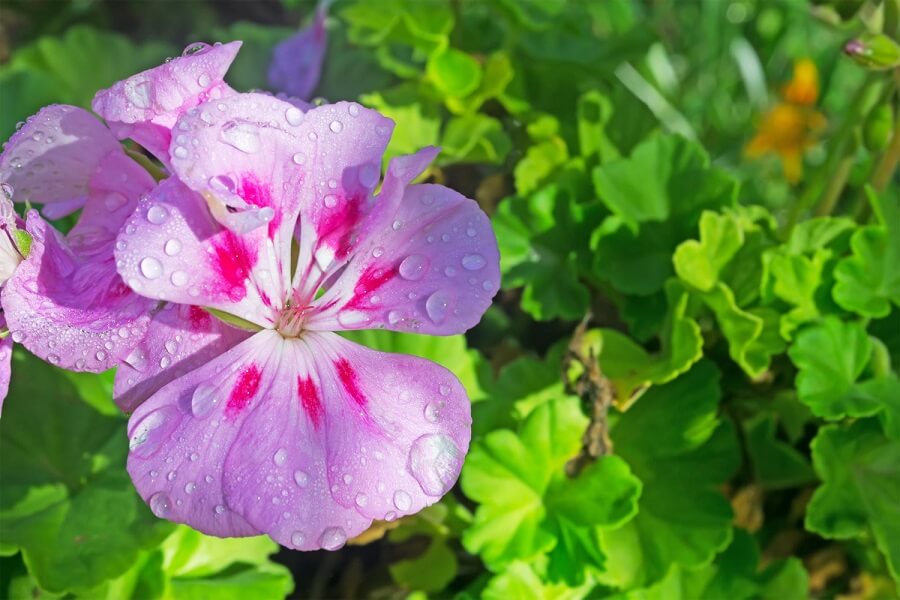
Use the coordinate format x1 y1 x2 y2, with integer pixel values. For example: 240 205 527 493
482 280 494 292
393 489 412 511
371 246 384 258
291 531 306 546
294 470 309 487
125 79 153 109
398 255 428 281
342 473 352 484
337 310 369 327
285 107 304 126
387 310 402 325
170 270 188 286
355 493 367 507
425 291 452 323
149 492 171 517
392 220 402 231
319 527 347 550
197 73 211 87
292 152 305 165
348 104 360 117
165 340 178 354
329 120 343 133
184 481 197 494
182 42 211 56
104 192 128 211
146 205 168 225
159 356 171 368
191 382 219 418
173 146 189 159
96 350 107 361
130 406 181 458
323 194 338 208
140 257 163 279
424 402 441 423
408 434 461 496
462 254 486 271
220 120 261 153
164 239 182 256
384 511 397 521
274 448 287 466
215 504 226 515
167 470 178 481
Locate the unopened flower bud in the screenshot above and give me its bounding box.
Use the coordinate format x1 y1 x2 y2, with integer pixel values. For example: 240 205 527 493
844 33 900 70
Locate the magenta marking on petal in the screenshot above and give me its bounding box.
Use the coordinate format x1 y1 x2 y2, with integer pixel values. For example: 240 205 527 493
317 194 363 259
226 364 262 418
238 173 280 239
345 263 395 310
188 306 212 330
335 358 367 408
297 376 323 428
210 230 257 301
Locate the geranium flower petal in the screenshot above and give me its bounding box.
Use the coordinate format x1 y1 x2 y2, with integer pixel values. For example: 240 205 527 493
127 329 470 549
0 316 11 417
115 177 285 327
1 211 155 371
222 331 470 550
114 303 250 413
268 2 328 100
306 153 500 335
0 105 122 214
125 332 281 538
92 42 241 164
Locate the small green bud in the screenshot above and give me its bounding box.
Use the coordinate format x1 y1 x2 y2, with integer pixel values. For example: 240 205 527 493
13 229 32 259
844 33 900 70
863 104 895 152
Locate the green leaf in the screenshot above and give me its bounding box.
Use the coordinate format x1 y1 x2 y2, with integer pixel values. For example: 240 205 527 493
340 0 452 54
673 211 743 292
0 26 173 140
426 47 482 98
833 189 900 318
441 114 511 165
592 136 737 296
599 361 740 588
61 369 119 417
447 51 514 115
787 317 893 420
576 90 622 164
585 281 703 406
388 504 459 593
745 416 816 490
592 135 738 233
461 398 640 575
360 84 442 163
493 185 595 320
0 353 172 594
514 137 570 196
806 419 900 586
482 561 592 600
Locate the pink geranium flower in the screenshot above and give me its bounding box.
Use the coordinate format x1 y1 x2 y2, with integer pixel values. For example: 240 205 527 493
115 91 499 550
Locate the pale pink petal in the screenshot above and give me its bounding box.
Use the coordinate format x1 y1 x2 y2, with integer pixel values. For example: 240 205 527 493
0 317 11 417
0 105 121 211
127 330 470 549
114 303 250 413
1 212 154 371
115 177 284 328
165 94 392 310
305 153 499 335
223 331 470 550
125 332 278 538
268 2 328 100
92 42 241 165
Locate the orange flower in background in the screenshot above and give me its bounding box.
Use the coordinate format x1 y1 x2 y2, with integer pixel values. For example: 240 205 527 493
745 59 827 183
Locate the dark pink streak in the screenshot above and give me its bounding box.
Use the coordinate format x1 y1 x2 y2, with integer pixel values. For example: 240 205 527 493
226 364 262 418
298 376 323 428
316 194 363 259
238 173 281 239
345 263 395 309
335 358 367 408
210 230 257 302
188 305 211 330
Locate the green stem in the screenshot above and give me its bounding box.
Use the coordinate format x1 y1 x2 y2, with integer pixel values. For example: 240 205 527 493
784 75 881 232
126 149 166 182
869 114 900 192
813 153 855 216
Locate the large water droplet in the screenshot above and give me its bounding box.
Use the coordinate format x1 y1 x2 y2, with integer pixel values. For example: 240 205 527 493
184 481 197 494
220 121 261 154
387 310 402 325
425 291 451 323
285 106 304 126
129 406 181 458
164 239 182 256
292 152 305 165
329 120 343 133
319 527 347 550
398 255 428 281
423 402 441 423
337 310 369 327
273 448 287 466
125 79 153 109
462 253 486 271
170 271 188 287
407 434 461 496
191 382 219 418
149 492 172 517
146 205 168 224
182 42 211 56
294 470 309 488
140 257 163 279
393 489 412 511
